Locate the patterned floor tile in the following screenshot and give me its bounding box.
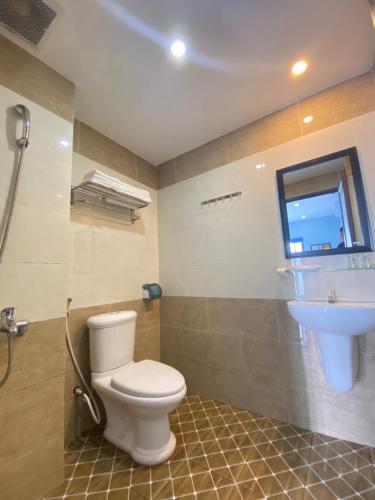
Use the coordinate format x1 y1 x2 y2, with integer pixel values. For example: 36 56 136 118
43 394 375 499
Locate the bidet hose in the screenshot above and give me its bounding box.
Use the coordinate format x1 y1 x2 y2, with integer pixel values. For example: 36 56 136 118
0 333 13 388
65 312 101 425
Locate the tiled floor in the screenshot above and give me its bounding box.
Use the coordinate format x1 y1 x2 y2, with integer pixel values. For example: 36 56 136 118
45 394 375 499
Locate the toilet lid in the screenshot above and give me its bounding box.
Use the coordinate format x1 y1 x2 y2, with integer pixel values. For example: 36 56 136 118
111 360 185 398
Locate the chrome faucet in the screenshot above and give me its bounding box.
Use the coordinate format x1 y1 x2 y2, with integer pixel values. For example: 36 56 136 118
328 291 337 304
0 307 28 336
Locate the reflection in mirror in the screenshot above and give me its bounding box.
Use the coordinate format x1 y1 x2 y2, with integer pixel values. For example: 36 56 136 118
277 147 372 258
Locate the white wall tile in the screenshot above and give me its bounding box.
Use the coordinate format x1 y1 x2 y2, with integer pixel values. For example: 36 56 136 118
158 111 375 301
1 204 69 264
68 154 159 308
0 262 69 321
0 84 72 321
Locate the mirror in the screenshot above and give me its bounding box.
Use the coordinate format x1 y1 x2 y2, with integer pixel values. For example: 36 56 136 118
276 147 372 258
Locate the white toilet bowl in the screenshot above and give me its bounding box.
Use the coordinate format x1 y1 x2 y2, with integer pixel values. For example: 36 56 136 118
87 311 186 466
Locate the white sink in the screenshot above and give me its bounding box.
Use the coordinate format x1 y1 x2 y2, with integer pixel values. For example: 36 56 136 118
288 300 375 336
287 299 375 392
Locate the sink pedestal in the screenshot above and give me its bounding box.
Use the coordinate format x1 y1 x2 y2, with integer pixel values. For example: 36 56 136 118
287 299 374 393
316 332 357 392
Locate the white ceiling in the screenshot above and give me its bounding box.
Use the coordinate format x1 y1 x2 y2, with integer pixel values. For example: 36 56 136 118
6 0 375 164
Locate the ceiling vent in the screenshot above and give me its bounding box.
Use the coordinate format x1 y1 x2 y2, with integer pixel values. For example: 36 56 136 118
0 0 62 49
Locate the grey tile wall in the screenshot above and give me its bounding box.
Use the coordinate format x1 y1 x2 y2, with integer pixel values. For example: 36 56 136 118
160 296 375 447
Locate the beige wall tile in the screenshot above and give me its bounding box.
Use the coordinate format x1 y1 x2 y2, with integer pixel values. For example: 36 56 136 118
161 296 208 330
1 433 64 500
73 118 80 152
286 386 375 447
241 339 285 386
179 329 211 367
183 362 213 400
0 317 65 397
157 158 176 189
226 104 301 163
67 304 111 346
299 72 375 135
207 298 279 341
0 40 74 500
65 342 91 402
134 326 160 362
0 375 65 499
211 369 248 408
283 337 328 391
277 300 301 343
64 397 96 444
136 156 157 189
160 326 183 366
208 332 245 372
110 299 160 332
175 136 227 183
246 376 287 422
77 121 137 180
0 35 74 122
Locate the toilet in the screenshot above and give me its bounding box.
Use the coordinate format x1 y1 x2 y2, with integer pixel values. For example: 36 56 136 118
87 310 186 466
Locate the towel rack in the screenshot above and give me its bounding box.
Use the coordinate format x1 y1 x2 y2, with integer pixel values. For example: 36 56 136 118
71 181 149 224
200 191 242 208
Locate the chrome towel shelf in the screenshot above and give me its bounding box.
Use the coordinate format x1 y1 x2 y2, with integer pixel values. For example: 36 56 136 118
71 181 149 224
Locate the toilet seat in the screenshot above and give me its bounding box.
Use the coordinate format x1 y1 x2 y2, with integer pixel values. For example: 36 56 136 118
111 359 185 398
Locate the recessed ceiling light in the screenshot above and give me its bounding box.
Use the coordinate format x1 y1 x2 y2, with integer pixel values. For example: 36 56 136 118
59 139 70 147
303 115 314 124
301 215 306 219
255 163 266 169
291 60 308 76
294 202 300 207
170 40 186 58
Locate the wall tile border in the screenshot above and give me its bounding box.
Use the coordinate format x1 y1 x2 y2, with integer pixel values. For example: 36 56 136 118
73 120 157 189
0 35 75 122
157 71 375 189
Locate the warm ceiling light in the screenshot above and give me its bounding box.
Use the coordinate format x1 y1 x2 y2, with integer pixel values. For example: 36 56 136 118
291 60 308 76
170 40 186 58
303 115 314 124
255 163 266 169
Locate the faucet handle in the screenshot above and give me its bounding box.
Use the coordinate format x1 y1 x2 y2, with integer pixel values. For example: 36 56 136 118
328 291 337 303
1 307 15 321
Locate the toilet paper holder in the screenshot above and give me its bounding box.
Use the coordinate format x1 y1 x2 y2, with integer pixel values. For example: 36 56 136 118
142 283 162 300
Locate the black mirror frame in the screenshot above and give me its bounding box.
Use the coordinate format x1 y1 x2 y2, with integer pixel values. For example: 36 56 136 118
276 147 373 259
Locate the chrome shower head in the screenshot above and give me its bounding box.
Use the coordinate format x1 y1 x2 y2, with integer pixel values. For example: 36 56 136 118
15 104 30 148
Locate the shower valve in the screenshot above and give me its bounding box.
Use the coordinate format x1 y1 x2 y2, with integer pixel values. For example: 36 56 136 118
0 307 28 336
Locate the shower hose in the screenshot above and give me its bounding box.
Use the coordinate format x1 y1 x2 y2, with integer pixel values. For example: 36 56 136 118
0 141 27 388
65 299 101 424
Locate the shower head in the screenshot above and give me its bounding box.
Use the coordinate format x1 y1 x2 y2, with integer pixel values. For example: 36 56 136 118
15 104 30 148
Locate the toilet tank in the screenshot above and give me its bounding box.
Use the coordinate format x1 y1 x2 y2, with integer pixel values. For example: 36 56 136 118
87 311 137 373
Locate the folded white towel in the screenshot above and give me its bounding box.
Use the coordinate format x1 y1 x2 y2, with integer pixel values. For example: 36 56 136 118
83 169 152 203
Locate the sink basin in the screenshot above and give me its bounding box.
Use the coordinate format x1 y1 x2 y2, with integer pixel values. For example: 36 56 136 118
288 300 375 336
287 299 375 392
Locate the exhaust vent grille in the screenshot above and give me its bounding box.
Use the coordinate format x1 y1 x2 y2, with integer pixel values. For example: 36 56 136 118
0 0 58 47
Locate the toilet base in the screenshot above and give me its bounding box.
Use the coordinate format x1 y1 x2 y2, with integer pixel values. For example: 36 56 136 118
105 428 176 466
92 370 186 466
